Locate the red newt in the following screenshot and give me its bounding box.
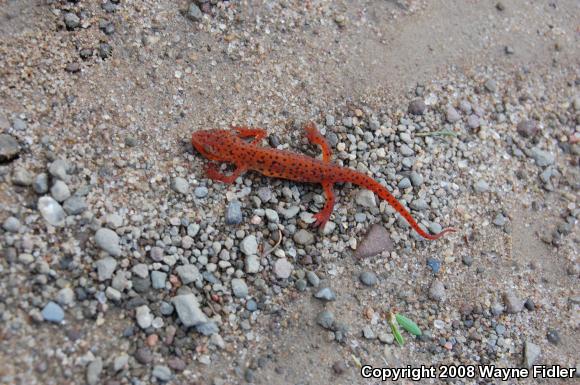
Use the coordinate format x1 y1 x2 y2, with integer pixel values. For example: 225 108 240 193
191 122 457 240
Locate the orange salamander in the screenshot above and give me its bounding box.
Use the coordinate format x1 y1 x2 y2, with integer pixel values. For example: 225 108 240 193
191 122 457 240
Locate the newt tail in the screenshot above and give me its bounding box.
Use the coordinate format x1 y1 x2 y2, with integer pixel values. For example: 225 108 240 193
191 122 457 240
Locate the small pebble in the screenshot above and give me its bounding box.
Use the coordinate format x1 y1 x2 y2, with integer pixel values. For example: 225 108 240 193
359 271 378 287
41 302 64 323
317 310 335 329
314 287 336 301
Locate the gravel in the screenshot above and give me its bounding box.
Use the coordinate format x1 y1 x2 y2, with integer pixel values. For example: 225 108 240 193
94 228 121 257
50 180 71 202
0 134 21 163
359 271 378 287
314 287 336 302
429 280 446 302
2 216 21 233
231 278 249 298
38 196 66 226
172 293 208 327
41 302 65 323
170 177 189 195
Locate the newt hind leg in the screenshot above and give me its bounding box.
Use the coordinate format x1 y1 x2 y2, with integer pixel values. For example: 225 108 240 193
312 182 335 228
304 122 332 162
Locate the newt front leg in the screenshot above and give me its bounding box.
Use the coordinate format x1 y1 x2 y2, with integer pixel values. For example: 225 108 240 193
205 163 247 184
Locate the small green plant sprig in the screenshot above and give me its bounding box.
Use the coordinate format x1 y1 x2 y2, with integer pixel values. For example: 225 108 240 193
387 311 423 347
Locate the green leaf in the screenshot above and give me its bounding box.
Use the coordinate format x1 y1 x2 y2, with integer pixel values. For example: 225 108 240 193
395 313 422 336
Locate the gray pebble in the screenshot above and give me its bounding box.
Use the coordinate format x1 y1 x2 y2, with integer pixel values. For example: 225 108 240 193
187 3 203 21
314 287 336 302
317 310 335 329
0 134 21 163
398 177 411 189
446 106 461 123
459 100 472 114
150 246 164 261
33 173 49 194
95 228 121 257
399 144 415 157
273 258 293 279
160 302 174 315
257 187 272 202
429 280 445 302
225 200 242 225
152 365 172 382
378 332 394 344
355 190 376 208
306 272 320 287
467 114 480 129
231 278 248 298
473 180 490 193
64 12 80 29
462 255 473 266
245 255 260 273
105 287 121 301
362 325 376 339
359 271 378 287
63 196 87 215
56 287 74 306
280 205 300 219
409 171 424 187
523 340 541 368
293 229 314 245
246 299 258 312
113 354 129 372
41 301 64 323
86 358 103 385
12 117 27 131
410 198 428 211
3 216 21 233
136 305 153 329
132 263 149 278
12 167 33 186
171 177 189 195
325 114 335 126
529 147 555 167
151 271 167 289
38 196 66 226
264 208 279 223
517 120 538 138
175 264 201 285
295 279 307 291
195 321 219 336
134 348 153 364
96 257 117 281
194 186 208 198
48 159 69 181
493 213 508 227
408 99 426 115
504 290 524 313
240 235 258 255
98 43 112 59
484 79 497 92
50 180 71 202
105 213 123 229
172 293 208 327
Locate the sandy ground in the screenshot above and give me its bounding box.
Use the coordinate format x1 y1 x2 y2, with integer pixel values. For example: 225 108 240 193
0 1 578 385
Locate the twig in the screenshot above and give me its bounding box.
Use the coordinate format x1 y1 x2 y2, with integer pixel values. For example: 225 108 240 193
415 130 459 137
261 229 282 257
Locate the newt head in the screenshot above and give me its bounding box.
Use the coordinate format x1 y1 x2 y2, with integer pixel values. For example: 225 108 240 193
191 129 236 161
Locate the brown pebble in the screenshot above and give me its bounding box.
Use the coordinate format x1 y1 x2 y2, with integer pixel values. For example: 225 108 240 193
332 360 346 375
146 334 158 347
